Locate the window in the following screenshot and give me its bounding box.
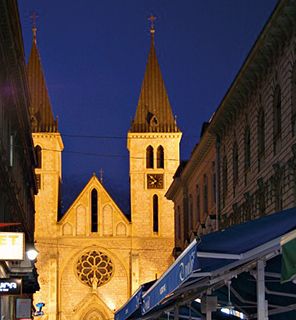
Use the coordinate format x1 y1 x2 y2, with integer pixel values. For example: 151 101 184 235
196 185 201 223
233 142 238 190
35 145 42 168
273 85 282 143
188 194 193 231
257 108 265 157
244 126 251 170
156 146 164 168
176 206 181 240
153 195 159 233
212 161 216 204
203 175 208 214
91 189 98 232
222 156 228 207
146 146 154 168
292 63 296 135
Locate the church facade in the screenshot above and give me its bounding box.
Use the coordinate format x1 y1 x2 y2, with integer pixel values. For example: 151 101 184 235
28 24 181 320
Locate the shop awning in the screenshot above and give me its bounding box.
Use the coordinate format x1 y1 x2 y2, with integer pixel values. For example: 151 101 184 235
141 238 200 315
115 281 155 320
119 207 296 320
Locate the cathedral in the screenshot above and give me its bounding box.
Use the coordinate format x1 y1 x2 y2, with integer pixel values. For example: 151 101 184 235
28 21 181 320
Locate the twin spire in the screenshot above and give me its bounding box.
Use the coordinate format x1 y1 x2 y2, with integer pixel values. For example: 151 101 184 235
27 14 57 133
27 14 179 134
130 15 179 133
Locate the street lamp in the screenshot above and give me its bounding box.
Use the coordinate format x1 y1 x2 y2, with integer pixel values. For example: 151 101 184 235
26 245 38 261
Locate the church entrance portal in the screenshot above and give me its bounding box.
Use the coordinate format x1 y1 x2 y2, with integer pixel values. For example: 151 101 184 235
82 310 105 320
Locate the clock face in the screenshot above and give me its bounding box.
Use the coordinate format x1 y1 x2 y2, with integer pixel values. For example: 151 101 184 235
147 174 164 189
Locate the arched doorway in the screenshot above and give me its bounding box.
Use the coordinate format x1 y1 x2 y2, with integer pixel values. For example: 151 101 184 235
82 309 105 320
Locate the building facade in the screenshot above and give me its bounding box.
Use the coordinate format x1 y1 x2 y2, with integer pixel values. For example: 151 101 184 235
212 0 296 229
30 25 181 320
166 126 216 253
0 0 39 318
167 0 296 251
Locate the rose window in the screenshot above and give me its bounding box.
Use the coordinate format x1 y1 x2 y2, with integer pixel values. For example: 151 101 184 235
76 250 114 287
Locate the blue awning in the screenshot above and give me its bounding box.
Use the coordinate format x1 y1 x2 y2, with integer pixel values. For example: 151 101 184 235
141 239 200 315
117 207 296 319
115 281 155 320
142 207 296 319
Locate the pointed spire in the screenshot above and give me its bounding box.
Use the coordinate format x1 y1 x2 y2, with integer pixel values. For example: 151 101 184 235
130 17 179 133
27 16 58 133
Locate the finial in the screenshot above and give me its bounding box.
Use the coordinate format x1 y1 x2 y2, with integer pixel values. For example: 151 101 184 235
148 15 156 35
30 11 39 44
99 168 104 184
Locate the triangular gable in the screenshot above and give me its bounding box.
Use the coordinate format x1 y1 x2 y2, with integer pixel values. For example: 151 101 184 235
59 175 130 237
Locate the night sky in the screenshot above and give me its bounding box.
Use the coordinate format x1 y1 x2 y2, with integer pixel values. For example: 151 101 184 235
19 0 278 213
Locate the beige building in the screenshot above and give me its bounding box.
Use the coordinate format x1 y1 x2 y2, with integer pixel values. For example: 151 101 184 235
166 124 216 253
28 24 181 320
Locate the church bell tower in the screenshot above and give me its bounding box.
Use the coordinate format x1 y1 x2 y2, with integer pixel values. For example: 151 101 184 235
127 18 182 239
27 23 63 320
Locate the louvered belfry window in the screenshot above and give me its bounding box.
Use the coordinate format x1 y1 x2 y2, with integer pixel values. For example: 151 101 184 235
146 146 154 168
157 146 164 168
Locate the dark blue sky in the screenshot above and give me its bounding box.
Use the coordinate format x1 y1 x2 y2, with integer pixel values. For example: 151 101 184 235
19 0 278 212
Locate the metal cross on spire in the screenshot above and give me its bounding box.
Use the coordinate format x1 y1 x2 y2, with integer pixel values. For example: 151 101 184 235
30 11 39 44
99 168 104 184
148 15 156 34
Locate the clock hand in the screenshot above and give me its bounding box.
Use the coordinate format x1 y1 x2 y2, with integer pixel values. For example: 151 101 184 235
149 175 157 183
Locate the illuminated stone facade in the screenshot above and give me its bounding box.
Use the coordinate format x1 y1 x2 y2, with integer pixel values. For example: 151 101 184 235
29 27 181 319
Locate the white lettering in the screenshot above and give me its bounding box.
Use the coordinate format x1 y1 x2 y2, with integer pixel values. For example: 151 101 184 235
179 251 195 281
159 284 166 295
0 281 18 291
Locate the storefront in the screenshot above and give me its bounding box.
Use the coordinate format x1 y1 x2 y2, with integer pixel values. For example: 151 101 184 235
0 232 39 319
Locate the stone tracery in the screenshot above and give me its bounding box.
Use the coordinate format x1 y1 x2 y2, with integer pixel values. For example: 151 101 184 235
76 250 114 287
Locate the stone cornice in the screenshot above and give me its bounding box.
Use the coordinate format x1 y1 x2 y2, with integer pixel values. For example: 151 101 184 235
127 132 182 139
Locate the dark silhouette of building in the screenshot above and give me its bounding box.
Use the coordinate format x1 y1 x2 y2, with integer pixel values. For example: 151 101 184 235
0 0 39 317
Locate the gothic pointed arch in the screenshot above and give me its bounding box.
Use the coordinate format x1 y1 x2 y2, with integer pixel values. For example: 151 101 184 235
146 145 154 168
83 309 105 320
91 189 98 232
157 145 164 168
153 194 159 233
35 145 42 168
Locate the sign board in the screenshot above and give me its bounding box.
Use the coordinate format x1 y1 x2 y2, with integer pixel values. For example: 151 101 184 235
16 298 31 318
0 232 24 260
0 278 22 295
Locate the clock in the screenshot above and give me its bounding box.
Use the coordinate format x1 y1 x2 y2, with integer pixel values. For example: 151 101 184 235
147 174 164 189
